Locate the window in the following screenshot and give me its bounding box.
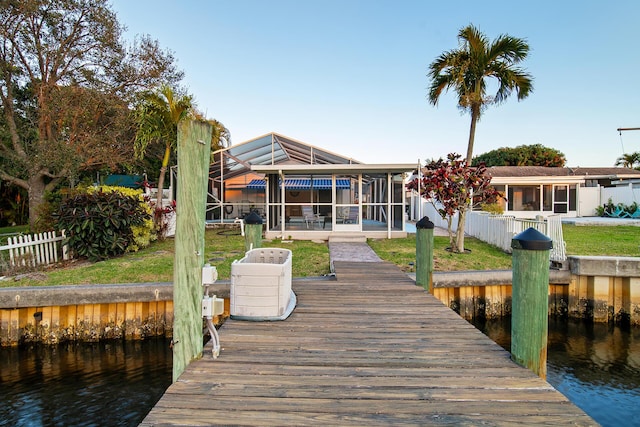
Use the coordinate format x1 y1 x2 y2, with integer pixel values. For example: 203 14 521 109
508 185 540 211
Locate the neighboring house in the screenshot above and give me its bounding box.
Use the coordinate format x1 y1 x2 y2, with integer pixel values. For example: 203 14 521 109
208 132 415 239
485 166 640 218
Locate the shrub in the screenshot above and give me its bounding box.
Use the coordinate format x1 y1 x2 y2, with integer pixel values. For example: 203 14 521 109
53 187 153 261
480 202 504 215
84 186 155 251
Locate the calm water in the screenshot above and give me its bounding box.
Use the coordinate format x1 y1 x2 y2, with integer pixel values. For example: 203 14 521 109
0 338 172 427
472 317 640 427
1 321 639 426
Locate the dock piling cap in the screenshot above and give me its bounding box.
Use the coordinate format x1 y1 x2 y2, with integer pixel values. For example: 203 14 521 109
416 216 435 229
511 227 553 250
244 211 263 225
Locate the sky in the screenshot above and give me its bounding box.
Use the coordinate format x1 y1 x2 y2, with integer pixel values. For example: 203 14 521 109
110 0 640 167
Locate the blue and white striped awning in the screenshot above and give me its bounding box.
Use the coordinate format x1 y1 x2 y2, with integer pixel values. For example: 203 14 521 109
246 178 350 190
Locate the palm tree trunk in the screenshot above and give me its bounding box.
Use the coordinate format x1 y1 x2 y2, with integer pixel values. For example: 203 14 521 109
466 106 480 165
155 145 171 221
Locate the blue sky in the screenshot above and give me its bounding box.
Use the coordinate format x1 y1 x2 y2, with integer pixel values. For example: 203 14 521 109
111 0 640 167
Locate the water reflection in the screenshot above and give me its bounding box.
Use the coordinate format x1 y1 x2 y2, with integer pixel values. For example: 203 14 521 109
472 317 640 427
0 338 172 427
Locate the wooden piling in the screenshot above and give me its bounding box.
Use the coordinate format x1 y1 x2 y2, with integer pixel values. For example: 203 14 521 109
415 216 434 293
511 227 553 379
172 119 212 383
243 211 263 252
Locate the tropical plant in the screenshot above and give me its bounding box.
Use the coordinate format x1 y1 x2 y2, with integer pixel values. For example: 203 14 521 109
134 87 231 223
53 187 153 261
428 24 534 165
614 152 640 169
407 153 501 253
134 85 193 211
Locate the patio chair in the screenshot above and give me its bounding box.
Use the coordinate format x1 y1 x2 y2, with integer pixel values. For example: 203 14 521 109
345 206 359 224
302 206 321 228
607 205 631 218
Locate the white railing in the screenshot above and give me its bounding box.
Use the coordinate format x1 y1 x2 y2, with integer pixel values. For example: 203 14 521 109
412 193 566 262
0 230 69 268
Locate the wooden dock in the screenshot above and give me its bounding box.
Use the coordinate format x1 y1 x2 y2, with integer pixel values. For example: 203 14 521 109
141 261 595 426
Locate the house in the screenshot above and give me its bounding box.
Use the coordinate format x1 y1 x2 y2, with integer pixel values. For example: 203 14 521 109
207 132 415 239
485 166 640 218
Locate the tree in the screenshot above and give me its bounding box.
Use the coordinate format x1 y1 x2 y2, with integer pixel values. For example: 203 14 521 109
428 24 534 165
427 24 532 249
134 86 231 215
473 144 566 167
407 153 501 253
0 0 183 227
134 85 193 210
614 152 640 169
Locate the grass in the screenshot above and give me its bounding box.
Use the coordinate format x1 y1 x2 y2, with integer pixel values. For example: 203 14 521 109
0 224 29 246
0 228 330 287
1 223 638 287
562 224 640 257
369 235 512 272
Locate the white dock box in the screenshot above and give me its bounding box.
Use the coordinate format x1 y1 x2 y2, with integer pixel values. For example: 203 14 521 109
230 248 295 320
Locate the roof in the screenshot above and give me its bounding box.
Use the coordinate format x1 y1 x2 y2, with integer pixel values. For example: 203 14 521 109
252 163 416 175
486 166 640 179
210 132 360 182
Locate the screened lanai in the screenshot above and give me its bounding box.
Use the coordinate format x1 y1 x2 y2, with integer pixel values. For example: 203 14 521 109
207 132 415 239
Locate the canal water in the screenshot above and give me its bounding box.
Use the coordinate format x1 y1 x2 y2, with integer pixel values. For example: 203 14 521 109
1 321 638 426
0 338 172 427
471 317 640 427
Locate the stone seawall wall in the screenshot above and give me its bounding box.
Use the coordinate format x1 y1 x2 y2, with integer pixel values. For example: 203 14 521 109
0 282 229 347
432 256 640 326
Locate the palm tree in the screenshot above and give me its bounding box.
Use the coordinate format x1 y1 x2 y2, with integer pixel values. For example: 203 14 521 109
427 24 533 253
192 112 231 152
428 24 534 165
135 85 193 211
614 152 640 169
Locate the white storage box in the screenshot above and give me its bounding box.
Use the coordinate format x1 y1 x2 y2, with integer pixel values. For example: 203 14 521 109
230 248 296 320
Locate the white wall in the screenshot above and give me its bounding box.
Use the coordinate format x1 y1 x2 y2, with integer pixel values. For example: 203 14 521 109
601 184 640 207
578 186 600 217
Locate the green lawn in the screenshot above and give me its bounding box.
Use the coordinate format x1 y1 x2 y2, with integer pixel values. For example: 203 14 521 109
1 224 638 287
0 228 330 286
562 224 640 257
0 225 29 246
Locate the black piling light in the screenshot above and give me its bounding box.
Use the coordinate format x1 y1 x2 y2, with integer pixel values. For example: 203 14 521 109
511 227 553 251
33 311 43 322
416 216 435 230
415 216 435 293
244 211 263 225
511 226 553 379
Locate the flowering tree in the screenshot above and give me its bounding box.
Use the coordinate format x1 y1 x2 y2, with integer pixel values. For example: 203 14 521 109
407 153 502 253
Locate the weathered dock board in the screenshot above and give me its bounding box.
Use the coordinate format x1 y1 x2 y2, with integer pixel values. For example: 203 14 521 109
141 261 595 426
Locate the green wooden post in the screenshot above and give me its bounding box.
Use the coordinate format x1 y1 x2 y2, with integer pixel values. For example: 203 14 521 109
415 216 435 293
511 227 553 379
172 119 212 383
243 211 263 252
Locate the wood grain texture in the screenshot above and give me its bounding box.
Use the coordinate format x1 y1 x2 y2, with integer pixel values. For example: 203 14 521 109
142 261 595 426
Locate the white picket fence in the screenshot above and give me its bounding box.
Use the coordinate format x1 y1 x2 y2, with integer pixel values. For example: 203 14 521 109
0 230 69 268
412 195 566 263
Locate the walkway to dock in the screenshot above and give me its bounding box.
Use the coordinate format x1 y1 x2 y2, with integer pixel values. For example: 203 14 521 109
141 258 594 426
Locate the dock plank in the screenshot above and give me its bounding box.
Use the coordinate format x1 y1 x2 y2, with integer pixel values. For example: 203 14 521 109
141 261 596 426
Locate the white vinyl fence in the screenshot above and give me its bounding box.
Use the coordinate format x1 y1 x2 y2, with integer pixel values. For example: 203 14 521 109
0 230 69 268
411 194 566 263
